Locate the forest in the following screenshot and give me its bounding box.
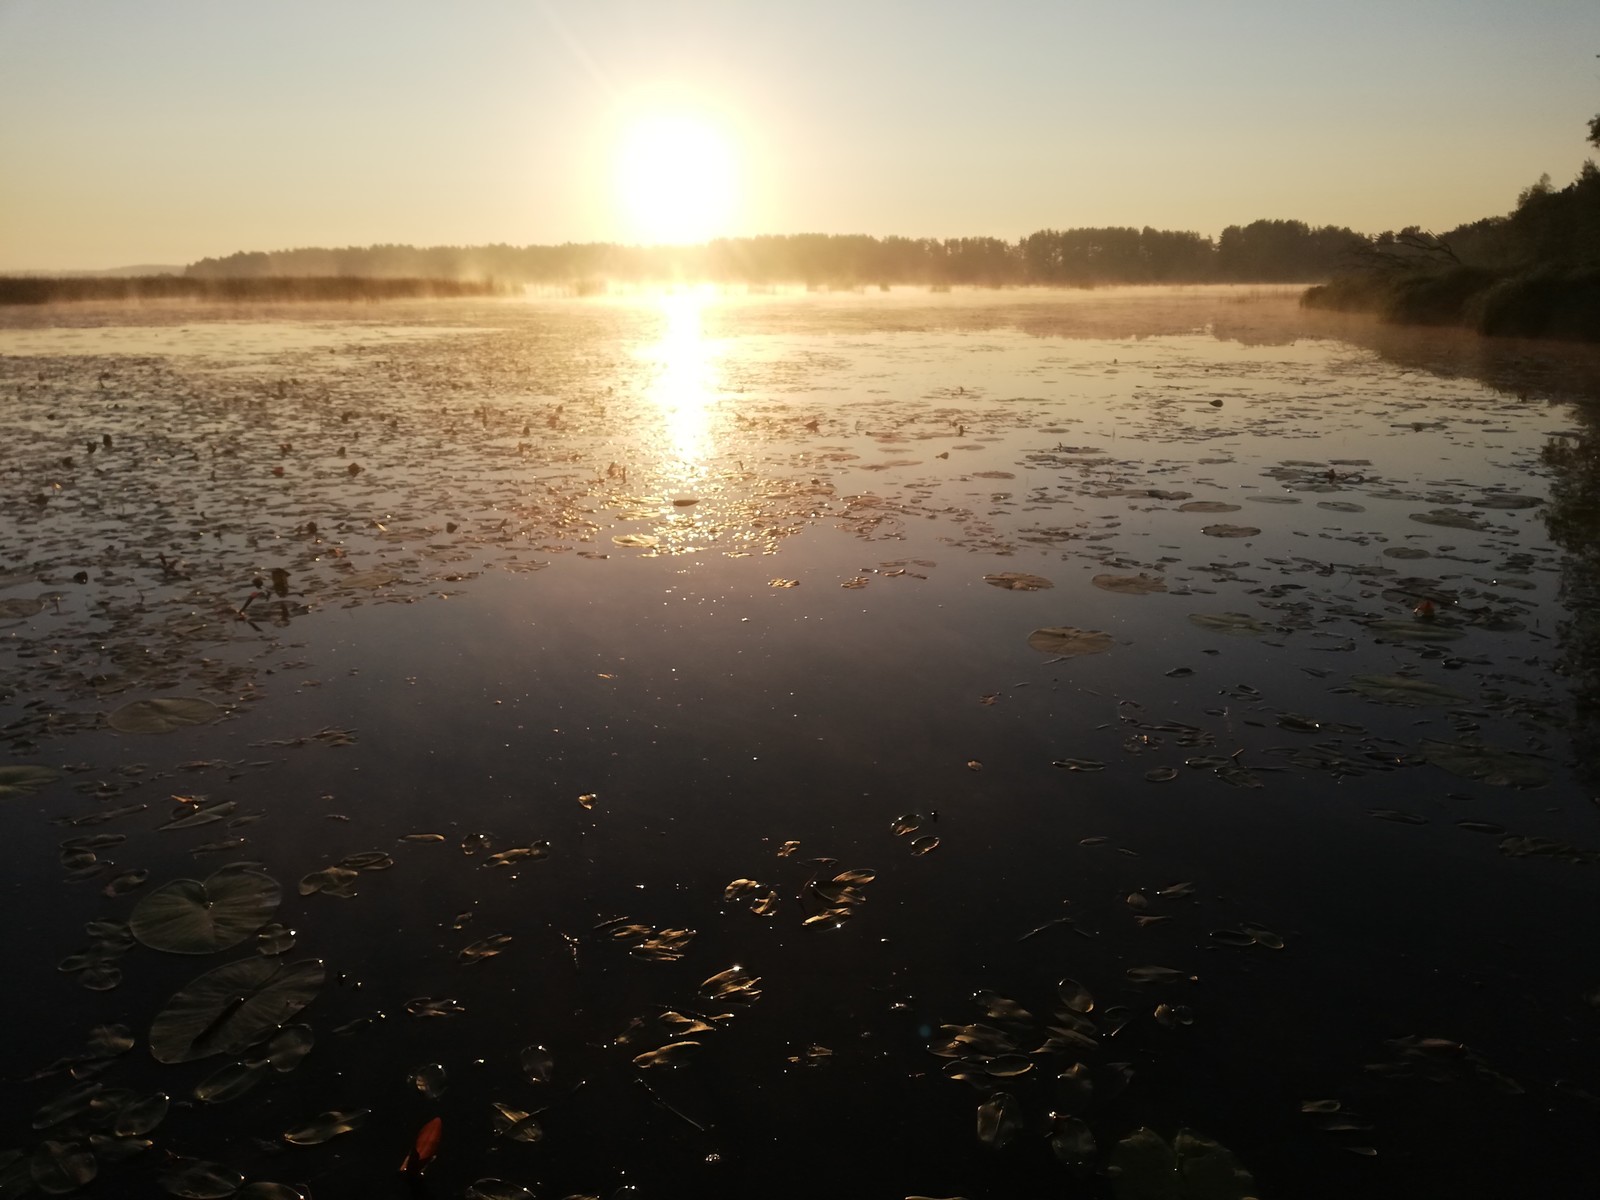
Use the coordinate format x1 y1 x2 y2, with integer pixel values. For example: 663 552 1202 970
179 219 1367 289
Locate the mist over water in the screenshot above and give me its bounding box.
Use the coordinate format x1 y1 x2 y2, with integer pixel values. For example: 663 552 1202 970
2 289 1599 1199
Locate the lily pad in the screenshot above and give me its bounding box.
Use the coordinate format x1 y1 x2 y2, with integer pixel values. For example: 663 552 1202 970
0 765 61 797
1201 524 1260 538
1027 626 1114 657
1110 1127 1258 1200
0 596 45 619
1347 674 1465 707
159 1158 244 1198
1420 740 1550 788
108 698 221 735
1177 501 1241 514
112 1093 169 1137
150 958 325 1064
30 1141 96 1194
1093 574 1167 595
984 572 1053 591
1365 619 1463 643
283 1109 367 1146
1410 508 1487 530
335 570 396 588
193 1060 269 1104
976 1092 1020 1149
1187 612 1267 636
131 863 281 954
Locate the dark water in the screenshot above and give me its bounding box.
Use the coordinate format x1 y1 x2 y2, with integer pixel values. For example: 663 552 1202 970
3 288 1600 1200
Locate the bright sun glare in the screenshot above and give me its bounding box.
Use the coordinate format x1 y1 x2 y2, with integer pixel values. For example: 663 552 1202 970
615 114 737 245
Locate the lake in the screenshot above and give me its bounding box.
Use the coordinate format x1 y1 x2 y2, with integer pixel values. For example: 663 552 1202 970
3 287 1600 1200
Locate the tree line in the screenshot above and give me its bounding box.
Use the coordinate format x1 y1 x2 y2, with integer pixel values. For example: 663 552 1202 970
183 220 1370 288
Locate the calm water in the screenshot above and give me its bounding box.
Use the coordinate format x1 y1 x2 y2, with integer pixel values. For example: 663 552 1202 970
3 288 1600 1200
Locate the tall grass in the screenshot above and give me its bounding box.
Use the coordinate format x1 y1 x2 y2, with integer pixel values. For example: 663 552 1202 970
0 276 512 306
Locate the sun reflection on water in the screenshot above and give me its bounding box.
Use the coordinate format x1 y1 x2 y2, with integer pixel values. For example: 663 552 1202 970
646 287 721 471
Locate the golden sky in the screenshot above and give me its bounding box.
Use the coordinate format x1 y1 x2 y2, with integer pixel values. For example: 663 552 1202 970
1 0 1596 269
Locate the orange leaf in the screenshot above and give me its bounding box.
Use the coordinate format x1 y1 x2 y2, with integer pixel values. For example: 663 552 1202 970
400 1117 442 1174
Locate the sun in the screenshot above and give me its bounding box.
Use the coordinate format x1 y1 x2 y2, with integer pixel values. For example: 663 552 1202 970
615 113 738 245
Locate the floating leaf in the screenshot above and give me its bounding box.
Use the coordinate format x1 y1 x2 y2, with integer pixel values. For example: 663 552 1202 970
257 1024 313 1072
1126 965 1191 984
0 596 45 619
112 1093 169 1137
612 534 658 548
87 1135 151 1165
158 1158 243 1198
1420 739 1550 788
976 1092 1020 1149
1055 1062 1095 1114
1347 674 1465 707
1051 1115 1096 1166
131 863 281 954
1187 612 1266 636
700 966 762 1003
237 1186 307 1200
0 764 61 797
1112 1126 1259 1200
490 1102 544 1143
32 1082 102 1129
520 1044 554 1084
335 569 395 588
1365 619 1464 643
1093 574 1167 595
193 1060 269 1104
283 1109 367 1146
150 957 325 1064
409 1063 447 1099
985 572 1053 591
108 698 221 734
633 1041 700 1069
406 997 467 1018
460 934 513 963
30 1139 96 1194
1027 627 1113 657
464 1181 534 1200
1409 508 1487 530
1200 524 1260 538
299 866 359 897
1177 501 1241 513
255 923 296 956
1058 978 1094 1014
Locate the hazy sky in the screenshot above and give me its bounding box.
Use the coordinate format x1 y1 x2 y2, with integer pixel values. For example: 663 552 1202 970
1 0 1596 269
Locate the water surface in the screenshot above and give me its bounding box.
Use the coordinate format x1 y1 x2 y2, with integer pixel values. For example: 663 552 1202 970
3 288 1600 1199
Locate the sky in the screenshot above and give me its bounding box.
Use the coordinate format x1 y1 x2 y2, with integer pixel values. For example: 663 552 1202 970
1 0 1597 270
